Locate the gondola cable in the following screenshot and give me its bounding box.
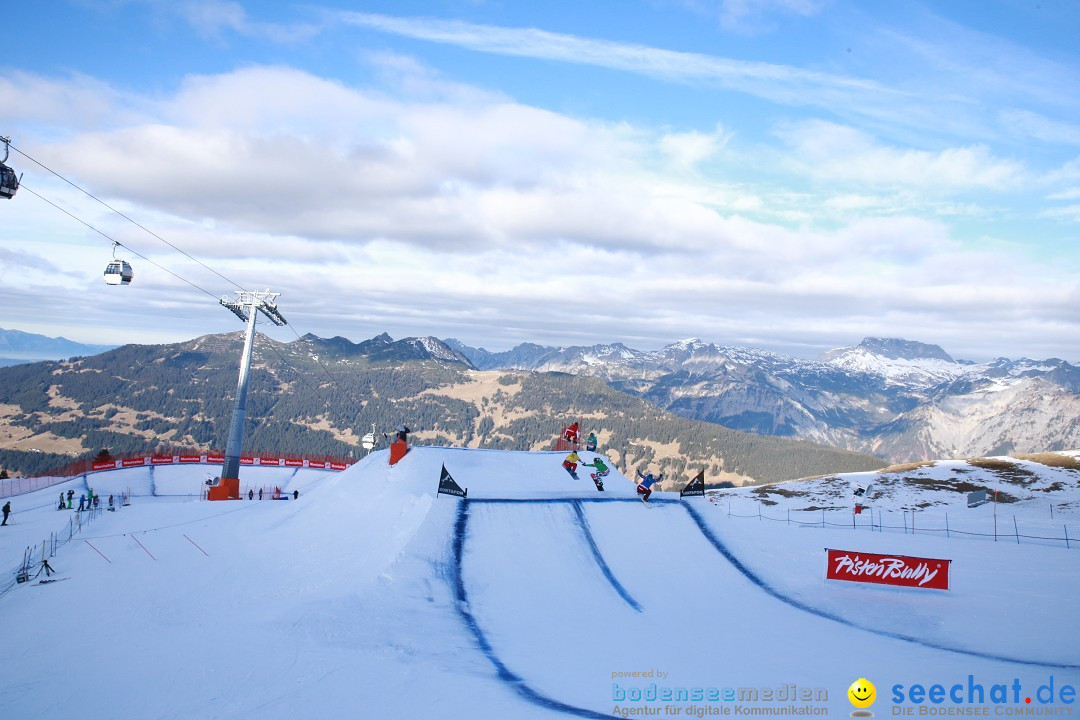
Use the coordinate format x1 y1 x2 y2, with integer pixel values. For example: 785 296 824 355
13 143 369 424
8 142 245 292
18 182 220 300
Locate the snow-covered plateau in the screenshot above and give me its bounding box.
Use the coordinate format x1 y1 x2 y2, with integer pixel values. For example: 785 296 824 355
1 447 1077 719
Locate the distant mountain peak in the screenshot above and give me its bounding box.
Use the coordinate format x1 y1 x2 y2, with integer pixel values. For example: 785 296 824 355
819 337 954 364
857 337 954 362
0 327 116 362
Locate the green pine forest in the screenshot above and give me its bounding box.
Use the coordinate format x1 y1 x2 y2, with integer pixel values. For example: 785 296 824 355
0 333 886 487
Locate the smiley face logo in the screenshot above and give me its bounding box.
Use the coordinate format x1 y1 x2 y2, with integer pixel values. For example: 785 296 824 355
848 678 876 709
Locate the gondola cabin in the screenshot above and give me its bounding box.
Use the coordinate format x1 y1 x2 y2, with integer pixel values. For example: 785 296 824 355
104 259 134 285
0 136 18 200
0 163 17 199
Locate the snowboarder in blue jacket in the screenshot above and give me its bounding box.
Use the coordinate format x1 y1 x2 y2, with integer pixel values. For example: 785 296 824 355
636 469 662 503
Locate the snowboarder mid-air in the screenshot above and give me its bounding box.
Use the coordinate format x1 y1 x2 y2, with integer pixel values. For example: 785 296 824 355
636 470 663 503
581 456 609 491
563 423 581 445
562 450 582 479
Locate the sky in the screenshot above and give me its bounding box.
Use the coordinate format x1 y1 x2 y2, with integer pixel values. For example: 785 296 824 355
1 0 1079 362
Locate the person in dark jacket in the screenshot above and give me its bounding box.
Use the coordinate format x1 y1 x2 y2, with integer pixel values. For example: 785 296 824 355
2 501 10 525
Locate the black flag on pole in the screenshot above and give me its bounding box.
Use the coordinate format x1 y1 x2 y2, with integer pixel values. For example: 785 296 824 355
680 469 705 497
438 463 467 498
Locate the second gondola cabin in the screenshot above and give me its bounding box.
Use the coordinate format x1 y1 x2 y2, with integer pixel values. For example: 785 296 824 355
104 259 134 285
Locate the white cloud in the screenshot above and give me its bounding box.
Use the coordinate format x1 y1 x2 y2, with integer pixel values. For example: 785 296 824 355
333 11 898 114
1048 188 1080 201
774 120 1024 191
4 66 1076 360
1000 109 1080 147
175 0 320 43
700 0 830 33
1040 205 1080 223
659 125 730 170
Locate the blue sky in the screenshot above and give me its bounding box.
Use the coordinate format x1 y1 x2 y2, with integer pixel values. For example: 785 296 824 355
1 0 1078 361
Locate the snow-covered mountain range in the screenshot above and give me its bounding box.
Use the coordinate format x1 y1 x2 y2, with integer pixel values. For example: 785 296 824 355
446 336 1080 463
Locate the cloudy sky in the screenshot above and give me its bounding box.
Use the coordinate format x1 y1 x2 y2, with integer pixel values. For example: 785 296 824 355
1 0 1078 362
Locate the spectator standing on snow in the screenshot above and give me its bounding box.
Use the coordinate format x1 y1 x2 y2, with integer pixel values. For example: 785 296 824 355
2 501 10 526
67 489 74 509
78 494 86 512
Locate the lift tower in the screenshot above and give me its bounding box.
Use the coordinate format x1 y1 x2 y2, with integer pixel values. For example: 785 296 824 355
210 290 287 500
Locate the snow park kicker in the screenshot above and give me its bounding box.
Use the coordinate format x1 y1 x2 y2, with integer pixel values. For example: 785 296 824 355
1 447 1077 719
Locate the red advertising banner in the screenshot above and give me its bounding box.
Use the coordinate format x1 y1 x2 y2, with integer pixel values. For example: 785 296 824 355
826 548 950 590
76 451 351 477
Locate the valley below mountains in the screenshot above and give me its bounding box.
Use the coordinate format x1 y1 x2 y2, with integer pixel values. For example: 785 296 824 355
0 331 882 488
0 330 1075 486
446 335 1080 464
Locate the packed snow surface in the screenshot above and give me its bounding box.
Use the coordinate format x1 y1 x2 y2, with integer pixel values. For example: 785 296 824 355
1 447 1077 719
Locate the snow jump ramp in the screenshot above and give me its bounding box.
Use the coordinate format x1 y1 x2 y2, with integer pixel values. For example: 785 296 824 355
4 446 1075 720
390 447 1080 718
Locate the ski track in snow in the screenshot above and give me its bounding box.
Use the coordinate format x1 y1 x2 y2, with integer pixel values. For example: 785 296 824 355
1 447 1078 718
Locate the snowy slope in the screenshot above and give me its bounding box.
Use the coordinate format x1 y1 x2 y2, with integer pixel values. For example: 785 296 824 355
1 448 1077 719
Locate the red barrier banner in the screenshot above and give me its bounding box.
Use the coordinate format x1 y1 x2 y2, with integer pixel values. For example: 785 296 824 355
239 457 254 466
207 454 225 463
179 455 203 464
329 462 347 471
284 458 304 467
259 457 281 466
122 457 147 468
308 461 326 469
92 460 118 471
151 455 175 465
826 548 950 590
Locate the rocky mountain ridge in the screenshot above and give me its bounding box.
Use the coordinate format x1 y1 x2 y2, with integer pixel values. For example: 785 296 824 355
446 336 1080 463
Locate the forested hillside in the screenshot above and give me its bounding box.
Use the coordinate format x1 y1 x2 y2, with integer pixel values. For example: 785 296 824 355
0 332 885 486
